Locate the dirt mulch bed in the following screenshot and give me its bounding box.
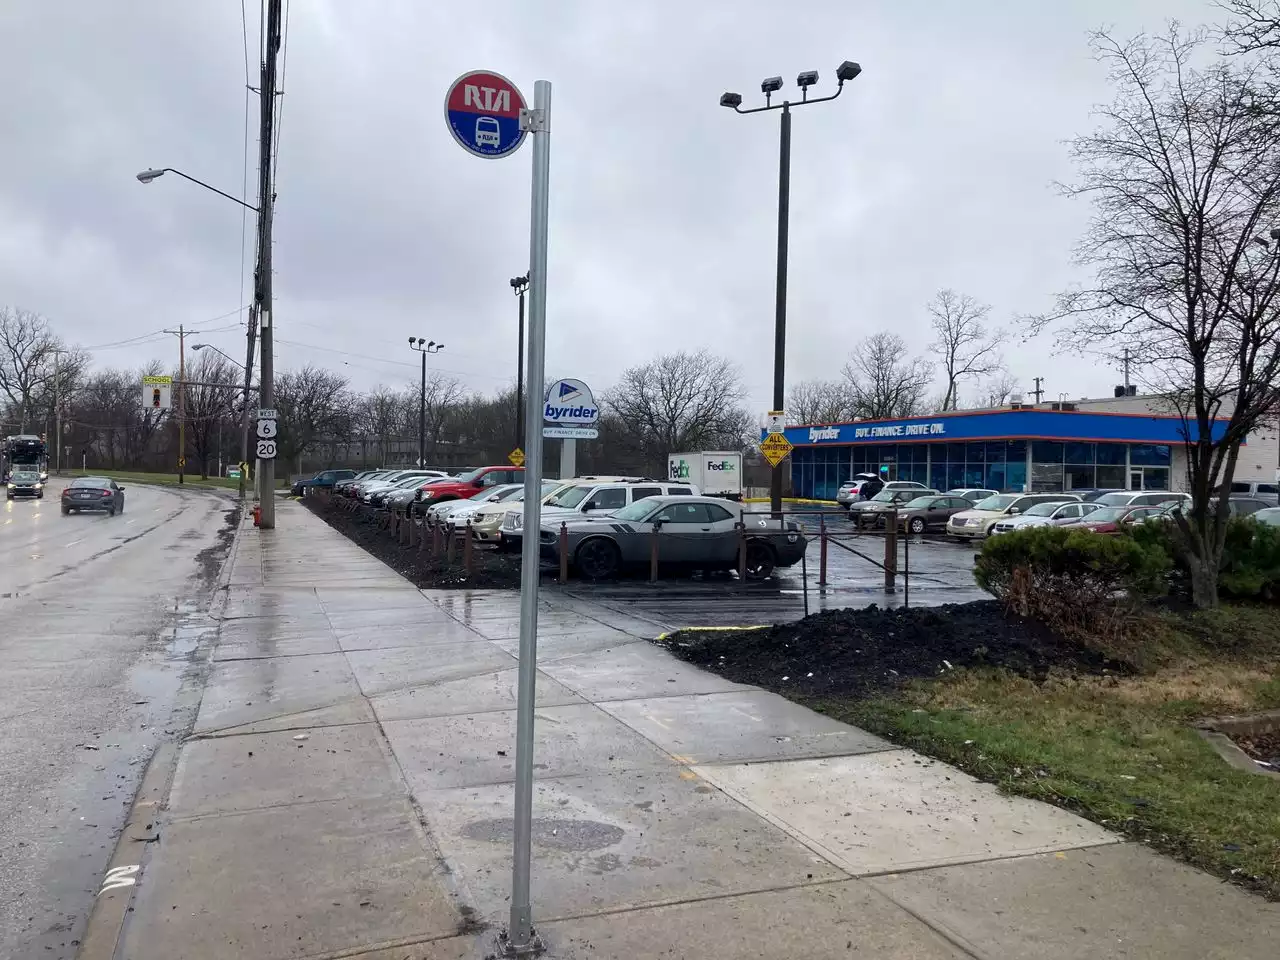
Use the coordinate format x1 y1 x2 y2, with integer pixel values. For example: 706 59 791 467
658 600 1134 700
1231 730 1280 770
305 498 522 590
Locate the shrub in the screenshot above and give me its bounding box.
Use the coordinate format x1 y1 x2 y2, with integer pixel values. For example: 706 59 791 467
1131 516 1280 600
974 525 1171 644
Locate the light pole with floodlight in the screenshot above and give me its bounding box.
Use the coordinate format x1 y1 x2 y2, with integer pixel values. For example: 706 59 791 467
720 61 862 517
409 339 444 467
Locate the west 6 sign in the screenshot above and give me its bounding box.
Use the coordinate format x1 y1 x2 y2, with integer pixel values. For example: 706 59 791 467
256 410 278 460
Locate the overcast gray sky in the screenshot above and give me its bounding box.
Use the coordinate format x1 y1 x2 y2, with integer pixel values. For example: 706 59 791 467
0 0 1219 416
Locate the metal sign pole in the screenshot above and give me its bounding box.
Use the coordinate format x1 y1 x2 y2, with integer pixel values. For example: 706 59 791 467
508 78 551 956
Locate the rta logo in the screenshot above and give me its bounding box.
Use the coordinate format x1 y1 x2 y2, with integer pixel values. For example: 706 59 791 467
463 85 512 113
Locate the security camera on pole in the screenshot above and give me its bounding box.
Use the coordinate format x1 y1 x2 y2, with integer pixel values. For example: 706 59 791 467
445 68 552 957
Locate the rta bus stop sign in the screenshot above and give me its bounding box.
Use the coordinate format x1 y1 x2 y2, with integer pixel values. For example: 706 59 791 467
444 70 528 159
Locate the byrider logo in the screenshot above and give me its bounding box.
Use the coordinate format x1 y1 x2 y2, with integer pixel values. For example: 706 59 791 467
809 427 840 442
544 379 601 423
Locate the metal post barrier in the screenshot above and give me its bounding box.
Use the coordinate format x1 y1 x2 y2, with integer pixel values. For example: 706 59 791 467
463 521 474 573
818 514 828 587
649 523 661 583
402 509 412 546
559 522 569 584
445 525 456 565
432 520 442 557
736 521 747 581
884 509 898 593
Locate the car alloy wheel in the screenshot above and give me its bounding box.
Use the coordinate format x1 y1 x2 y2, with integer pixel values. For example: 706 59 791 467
575 538 621 580
909 517 926 534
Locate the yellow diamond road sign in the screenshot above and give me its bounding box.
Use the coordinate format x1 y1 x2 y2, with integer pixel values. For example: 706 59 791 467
760 432 793 467
508 447 525 467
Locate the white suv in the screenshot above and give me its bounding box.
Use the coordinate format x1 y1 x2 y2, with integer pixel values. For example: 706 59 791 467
501 477 700 544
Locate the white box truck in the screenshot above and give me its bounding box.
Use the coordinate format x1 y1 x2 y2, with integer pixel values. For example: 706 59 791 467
667 451 743 500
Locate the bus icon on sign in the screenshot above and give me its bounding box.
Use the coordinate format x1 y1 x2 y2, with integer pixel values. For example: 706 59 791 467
475 117 501 148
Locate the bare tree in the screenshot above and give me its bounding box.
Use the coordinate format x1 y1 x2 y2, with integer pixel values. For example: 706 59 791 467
841 333 934 420
787 379 855 424
977 371 1021 409
183 353 240 478
604 350 751 474
927 289 1005 411
0 307 67 431
274 365 352 470
1039 26 1280 608
1218 0 1280 53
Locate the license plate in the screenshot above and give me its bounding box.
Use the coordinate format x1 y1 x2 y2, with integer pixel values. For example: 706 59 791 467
75 493 92 499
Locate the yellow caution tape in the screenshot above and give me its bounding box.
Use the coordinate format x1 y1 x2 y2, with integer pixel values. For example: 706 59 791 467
654 625 770 641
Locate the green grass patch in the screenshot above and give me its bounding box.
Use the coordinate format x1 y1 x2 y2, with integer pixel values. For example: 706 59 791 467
808 637 1280 899
69 469 281 491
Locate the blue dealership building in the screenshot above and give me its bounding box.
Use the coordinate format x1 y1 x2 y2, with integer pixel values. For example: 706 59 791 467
778 395 1274 501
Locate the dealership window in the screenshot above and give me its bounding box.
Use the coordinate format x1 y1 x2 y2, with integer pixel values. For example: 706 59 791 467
1065 464 1095 490
1096 443 1127 465
1130 444 1171 466
1096 465 1127 489
1032 440 1064 463
1065 442 1094 464
1005 458 1028 492
1142 466 1170 490
1031 462 1063 491
966 442 986 464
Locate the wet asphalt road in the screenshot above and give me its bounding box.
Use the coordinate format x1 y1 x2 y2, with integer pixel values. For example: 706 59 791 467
0 478 234 959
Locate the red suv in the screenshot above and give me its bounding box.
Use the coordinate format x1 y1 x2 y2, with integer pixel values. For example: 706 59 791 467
414 466 523 509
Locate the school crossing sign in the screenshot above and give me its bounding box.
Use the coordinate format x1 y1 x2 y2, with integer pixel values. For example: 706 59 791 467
444 70 528 159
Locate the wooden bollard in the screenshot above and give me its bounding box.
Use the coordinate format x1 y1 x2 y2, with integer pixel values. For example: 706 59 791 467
736 522 747 581
650 523 661 582
445 525 456 565
462 521 474 572
559 522 569 583
884 509 898 593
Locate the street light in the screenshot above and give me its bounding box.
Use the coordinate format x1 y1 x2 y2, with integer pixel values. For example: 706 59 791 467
720 60 861 517
191 343 253 498
409 338 444 468
135 167 259 212
510 274 530 452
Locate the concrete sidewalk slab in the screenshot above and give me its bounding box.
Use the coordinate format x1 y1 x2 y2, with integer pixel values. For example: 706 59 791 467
207 697 375 736
602 689 893 764
170 723 399 817
119 794 462 960
213 627 342 660
414 767 844 922
462 612 626 640
539 641 751 701
695 750 1117 876
491 626 642 661
869 842 1280 959
425 590 530 619
345 642 515 697
220 588 326 620
385 703 674 790
325 605 463 631
540 879 969 959
317 586 435 613
370 667 584 722
194 651 362 733
334 619 488 651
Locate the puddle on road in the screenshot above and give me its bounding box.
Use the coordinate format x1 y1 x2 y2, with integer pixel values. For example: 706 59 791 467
462 817 625 851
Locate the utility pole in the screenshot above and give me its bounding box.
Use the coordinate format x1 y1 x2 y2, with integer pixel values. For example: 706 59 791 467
51 349 64 475
163 324 187 483
1031 376 1045 404
1123 347 1131 391
253 0 282 528
238 305 258 499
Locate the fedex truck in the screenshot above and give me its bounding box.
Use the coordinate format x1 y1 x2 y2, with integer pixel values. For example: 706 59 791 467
667 451 743 500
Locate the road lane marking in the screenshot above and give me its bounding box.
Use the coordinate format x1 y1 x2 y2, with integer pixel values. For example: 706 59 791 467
66 538 84 547
98 864 139 895
126 519 137 525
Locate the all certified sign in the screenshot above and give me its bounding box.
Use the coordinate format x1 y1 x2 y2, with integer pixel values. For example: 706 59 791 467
445 70 528 159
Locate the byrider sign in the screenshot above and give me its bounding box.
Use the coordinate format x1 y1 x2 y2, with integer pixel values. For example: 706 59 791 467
543 378 600 439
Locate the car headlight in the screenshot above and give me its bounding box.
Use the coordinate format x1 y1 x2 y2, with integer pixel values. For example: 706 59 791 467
34 483 42 490
5 483 12 489
420 490 435 499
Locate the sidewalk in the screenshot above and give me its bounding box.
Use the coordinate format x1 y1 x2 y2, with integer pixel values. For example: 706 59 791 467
92 499 1278 959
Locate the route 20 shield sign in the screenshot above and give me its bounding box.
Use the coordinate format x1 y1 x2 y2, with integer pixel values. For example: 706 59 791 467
444 70 528 159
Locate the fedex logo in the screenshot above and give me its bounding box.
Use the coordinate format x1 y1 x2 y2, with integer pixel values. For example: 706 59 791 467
463 85 512 113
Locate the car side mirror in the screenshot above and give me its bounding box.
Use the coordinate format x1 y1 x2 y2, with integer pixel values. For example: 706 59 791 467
1008 507 1020 515
117 486 126 491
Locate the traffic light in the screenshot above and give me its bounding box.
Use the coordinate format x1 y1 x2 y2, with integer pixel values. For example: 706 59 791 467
152 388 161 408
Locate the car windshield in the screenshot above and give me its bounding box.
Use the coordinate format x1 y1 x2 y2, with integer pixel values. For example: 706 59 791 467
974 494 1019 511
869 490 901 503
12 471 39 481
901 496 936 510
1085 507 1126 522
613 499 664 522
546 485 592 508
70 477 109 488
1024 502 1062 517
1095 492 1134 506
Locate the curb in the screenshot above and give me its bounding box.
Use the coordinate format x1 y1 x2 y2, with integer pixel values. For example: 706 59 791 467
654 625 771 642
75 742 181 960
210 504 251 620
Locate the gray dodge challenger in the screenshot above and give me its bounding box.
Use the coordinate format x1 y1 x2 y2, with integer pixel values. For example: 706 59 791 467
539 494 806 580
